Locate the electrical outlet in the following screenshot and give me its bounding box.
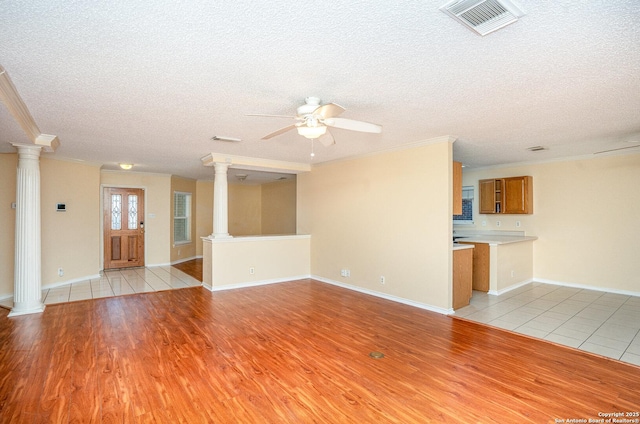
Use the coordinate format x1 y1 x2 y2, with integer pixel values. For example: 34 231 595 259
510 270 515 277
58 268 64 277
341 269 350 277
249 267 255 275
516 221 521 228
496 221 501 227
482 220 487 227
346 269 350 277
380 276 385 284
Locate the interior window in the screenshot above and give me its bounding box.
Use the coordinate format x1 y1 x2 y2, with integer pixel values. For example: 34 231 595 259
174 192 192 244
453 186 474 224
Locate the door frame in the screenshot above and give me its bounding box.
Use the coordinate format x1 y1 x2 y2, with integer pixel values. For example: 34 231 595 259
100 184 148 271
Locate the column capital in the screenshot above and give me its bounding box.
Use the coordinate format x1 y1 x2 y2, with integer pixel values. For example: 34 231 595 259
213 162 231 173
12 142 43 155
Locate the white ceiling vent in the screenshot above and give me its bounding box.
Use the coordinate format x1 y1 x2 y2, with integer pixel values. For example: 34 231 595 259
440 0 526 36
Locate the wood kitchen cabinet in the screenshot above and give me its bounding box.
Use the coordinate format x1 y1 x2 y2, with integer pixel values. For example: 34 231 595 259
453 161 462 215
453 247 473 309
479 179 503 214
503 176 533 214
459 242 489 292
479 176 532 214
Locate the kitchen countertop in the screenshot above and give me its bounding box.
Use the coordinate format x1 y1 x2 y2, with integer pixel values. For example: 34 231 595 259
455 235 537 246
452 243 475 251
452 229 538 246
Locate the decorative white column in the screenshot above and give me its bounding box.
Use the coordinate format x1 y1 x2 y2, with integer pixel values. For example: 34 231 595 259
9 144 45 317
212 162 232 239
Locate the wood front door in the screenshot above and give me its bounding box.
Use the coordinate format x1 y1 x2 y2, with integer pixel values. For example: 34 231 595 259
103 187 145 269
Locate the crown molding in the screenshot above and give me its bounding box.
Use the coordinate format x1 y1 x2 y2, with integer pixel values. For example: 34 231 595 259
200 153 310 174
0 65 59 152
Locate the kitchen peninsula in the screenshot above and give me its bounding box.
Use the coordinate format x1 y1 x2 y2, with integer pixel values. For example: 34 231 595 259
455 230 537 295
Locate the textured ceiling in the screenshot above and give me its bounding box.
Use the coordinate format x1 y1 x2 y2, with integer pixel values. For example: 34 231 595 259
1 0 639 181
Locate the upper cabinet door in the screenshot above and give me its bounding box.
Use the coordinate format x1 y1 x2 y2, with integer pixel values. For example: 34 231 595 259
503 176 533 214
479 179 498 214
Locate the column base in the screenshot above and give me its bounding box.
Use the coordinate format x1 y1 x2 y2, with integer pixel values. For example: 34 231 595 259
210 233 233 239
8 301 45 317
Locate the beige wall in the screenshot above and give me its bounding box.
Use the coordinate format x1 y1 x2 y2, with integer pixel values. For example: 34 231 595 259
41 158 101 285
459 153 640 293
196 180 213 256
493 241 534 292
0 154 18 297
170 175 197 263
228 183 262 236
192 178 298 256
297 141 454 311
101 171 171 266
204 235 310 290
261 179 296 235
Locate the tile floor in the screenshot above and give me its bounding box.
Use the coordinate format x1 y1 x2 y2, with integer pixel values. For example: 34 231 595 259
0 266 201 309
454 282 640 367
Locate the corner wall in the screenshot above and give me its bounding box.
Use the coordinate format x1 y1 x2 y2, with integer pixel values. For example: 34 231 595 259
297 141 453 311
196 180 213 256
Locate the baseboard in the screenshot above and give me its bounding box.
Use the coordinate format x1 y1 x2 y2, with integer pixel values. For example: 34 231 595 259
488 278 535 296
42 274 102 290
313 275 453 315
170 256 199 265
533 278 640 298
204 274 312 292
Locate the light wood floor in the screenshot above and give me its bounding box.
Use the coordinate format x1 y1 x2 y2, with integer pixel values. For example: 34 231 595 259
1 278 639 423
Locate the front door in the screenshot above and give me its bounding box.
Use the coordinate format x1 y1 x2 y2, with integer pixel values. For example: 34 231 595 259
103 187 145 269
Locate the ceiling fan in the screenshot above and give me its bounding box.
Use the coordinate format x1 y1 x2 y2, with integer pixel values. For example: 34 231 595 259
248 97 382 147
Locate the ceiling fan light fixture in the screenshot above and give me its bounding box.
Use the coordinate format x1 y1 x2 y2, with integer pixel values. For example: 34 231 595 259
297 125 327 139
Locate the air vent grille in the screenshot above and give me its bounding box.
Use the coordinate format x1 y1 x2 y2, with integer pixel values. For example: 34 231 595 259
440 0 525 36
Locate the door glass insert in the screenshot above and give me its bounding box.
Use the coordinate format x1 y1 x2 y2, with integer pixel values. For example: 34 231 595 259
111 194 122 230
128 195 138 229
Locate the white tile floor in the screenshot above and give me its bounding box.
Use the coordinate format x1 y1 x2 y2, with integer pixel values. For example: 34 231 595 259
0 266 201 309
454 282 640 367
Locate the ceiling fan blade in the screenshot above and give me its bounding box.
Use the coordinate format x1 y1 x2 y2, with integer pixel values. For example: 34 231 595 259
262 124 297 140
324 117 382 133
312 103 345 119
594 145 640 154
317 130 335 147
247 113 298 119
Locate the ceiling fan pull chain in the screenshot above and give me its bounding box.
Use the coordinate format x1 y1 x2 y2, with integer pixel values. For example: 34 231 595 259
310 138 315 158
